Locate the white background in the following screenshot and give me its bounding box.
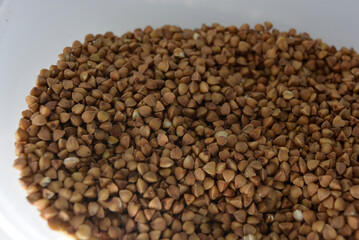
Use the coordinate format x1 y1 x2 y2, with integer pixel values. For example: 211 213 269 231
0 0 359 239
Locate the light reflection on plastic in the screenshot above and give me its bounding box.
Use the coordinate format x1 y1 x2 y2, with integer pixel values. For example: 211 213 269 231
0 211 28 240
0 210 74 240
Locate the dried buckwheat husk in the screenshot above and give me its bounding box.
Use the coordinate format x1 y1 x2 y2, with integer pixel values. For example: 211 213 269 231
14 23 359 240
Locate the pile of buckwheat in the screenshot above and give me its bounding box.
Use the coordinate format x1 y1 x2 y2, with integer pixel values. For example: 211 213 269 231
14 22 359 240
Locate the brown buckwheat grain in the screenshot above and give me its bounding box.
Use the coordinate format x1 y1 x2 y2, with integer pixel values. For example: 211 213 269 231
14 23 359 240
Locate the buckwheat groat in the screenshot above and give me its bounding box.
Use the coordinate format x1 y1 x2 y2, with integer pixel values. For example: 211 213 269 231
14 23 359 240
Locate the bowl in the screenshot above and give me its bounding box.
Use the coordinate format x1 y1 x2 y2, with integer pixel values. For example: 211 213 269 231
0 0 358 239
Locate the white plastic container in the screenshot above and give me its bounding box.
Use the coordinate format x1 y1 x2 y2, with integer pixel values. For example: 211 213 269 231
0 0 358 239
